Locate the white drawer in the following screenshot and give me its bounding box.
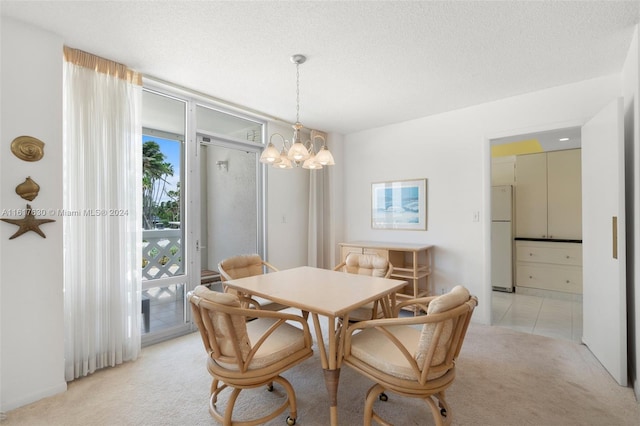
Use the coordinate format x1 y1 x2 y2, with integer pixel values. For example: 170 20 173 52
515 241 582 266
516 263 582 294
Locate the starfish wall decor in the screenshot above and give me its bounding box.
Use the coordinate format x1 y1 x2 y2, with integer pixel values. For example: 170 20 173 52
1 204 56 239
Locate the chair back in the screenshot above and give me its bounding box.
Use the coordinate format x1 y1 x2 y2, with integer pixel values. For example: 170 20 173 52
218 254 277 281
188 286 253 371
340 253 392 278
413 286 477 384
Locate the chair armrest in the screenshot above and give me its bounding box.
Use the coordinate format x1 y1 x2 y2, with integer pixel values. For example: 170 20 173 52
238 294 262 310
246 307 311 332
345 312 435 337
262 260 279 273
392 295 439 317
333 261 346 271
384 262 394 278
343 313 433 379
242 308 313 358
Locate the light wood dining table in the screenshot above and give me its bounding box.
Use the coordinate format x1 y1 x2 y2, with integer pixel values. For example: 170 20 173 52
223 266 407 426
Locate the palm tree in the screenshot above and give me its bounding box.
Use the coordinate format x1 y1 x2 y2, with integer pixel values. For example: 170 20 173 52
142 141 174 229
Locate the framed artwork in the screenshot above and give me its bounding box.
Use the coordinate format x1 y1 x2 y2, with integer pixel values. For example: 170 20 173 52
371 178 427 230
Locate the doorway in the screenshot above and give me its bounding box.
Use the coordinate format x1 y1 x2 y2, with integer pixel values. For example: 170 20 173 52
489 126 583 342
488 100 627 386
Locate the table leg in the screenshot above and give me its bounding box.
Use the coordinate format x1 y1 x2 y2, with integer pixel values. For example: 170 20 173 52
311 313 342 426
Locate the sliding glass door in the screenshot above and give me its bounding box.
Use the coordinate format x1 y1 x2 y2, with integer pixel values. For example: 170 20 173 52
141 89 189 345
199 141 261 287
140 88 266 346
196 105 265 291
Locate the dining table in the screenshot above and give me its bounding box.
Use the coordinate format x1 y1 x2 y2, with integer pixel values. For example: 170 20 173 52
223 266 407 426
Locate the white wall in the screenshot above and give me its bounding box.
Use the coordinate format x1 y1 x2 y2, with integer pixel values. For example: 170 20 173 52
0 18 66 411
265 122 310 269
343 74 622 325
622 25 640 400
264 125 344 270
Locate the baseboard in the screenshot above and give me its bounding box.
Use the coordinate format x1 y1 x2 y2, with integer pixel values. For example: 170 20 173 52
1 381 67 413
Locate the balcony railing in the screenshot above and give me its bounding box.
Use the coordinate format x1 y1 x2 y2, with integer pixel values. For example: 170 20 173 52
142 229 183 280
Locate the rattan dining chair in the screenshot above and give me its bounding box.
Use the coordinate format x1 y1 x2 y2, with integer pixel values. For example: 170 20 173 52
218 254 288 312
333 252 394 321
343 285 477 426
188 285 313 426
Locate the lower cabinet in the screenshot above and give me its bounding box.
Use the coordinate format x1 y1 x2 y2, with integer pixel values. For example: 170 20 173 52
515 240 582 294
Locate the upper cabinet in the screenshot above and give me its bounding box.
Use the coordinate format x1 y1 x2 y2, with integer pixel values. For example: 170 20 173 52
515 149 582 240
491 155 516 186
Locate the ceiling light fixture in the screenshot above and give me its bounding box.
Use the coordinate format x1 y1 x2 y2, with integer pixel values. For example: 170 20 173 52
260 54 335 170
559 137 570 142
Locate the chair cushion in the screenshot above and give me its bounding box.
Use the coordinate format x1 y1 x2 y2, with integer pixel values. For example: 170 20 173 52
415 285 470 367
217 318 307 371
219 254 265 279
194 285 251 360
350 325 422 380
348 302 383 322
345 253 389 277
426 285 470 314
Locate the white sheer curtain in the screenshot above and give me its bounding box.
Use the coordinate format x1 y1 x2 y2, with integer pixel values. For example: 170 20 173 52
63 47 142 381
308 130 330 268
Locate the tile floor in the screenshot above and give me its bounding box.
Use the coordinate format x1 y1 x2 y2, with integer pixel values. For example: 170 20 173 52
492 289 583 343
141 281 224 335
142 283 186 334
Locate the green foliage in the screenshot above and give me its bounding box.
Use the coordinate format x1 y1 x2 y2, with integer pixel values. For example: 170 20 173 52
142 141 179 229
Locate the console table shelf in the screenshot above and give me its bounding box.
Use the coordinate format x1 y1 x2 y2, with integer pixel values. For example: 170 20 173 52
339 241 433 305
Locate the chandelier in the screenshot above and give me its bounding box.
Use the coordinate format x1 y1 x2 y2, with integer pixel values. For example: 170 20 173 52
259 54 335 170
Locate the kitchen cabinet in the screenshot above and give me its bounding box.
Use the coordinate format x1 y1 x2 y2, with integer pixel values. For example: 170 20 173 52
339 242 433 303
515 240 582 294
515 149 582 240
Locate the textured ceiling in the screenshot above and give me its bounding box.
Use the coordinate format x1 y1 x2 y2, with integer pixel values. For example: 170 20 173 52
2 1 639 135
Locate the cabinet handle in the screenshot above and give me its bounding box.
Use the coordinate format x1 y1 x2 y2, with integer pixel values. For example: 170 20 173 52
566 255 570 259
566 280 570 284
529 253 533 256
612 216 618 259
529 276 533 279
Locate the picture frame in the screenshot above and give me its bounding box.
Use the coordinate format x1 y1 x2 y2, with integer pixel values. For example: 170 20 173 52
371 178 427 230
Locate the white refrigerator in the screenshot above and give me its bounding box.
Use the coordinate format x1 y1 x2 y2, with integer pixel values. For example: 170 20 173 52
491 185 513 292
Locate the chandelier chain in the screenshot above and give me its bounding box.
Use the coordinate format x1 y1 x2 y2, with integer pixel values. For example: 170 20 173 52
296 62 300 123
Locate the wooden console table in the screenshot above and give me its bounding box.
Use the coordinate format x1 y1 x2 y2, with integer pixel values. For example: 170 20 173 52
339 241 433 303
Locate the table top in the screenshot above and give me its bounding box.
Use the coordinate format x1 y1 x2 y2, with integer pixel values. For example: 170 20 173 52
223 266 407 317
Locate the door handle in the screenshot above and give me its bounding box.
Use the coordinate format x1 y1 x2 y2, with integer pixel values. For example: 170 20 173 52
612 216 618 259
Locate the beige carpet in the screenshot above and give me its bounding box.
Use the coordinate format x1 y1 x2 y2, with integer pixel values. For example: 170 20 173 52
2 319 639 425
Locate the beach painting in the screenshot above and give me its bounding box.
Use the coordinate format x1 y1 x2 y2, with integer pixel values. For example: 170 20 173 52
371 179 427 230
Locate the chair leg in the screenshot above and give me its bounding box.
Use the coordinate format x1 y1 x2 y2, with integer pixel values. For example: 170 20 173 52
424 395 449 426
435 391 452 425
208 376 299 426
364 384 393 426
224 388 243 425
273 375 298 424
